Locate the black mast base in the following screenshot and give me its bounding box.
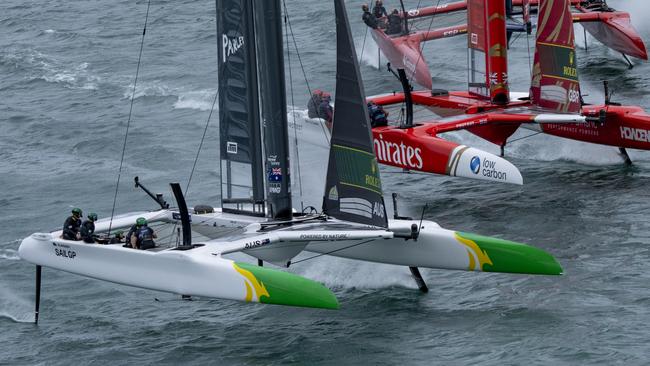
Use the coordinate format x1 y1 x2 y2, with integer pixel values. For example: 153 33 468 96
409 266 428 293
35 265 42 324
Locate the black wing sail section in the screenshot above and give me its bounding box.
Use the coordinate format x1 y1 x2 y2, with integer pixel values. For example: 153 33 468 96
322 0 388 228
217 0 265 215
253 0 292 220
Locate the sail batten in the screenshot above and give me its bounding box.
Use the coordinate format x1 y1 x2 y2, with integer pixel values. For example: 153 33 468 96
322 0 388 228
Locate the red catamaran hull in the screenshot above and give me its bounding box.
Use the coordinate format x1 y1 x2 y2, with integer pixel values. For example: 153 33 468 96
370 122 523 185
573 10 648 60
370 92 650 151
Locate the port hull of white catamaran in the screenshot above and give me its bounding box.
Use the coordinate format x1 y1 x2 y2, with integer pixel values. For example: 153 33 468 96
19 215 341 310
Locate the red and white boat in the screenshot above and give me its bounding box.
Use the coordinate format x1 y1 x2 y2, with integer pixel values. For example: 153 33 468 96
366 0 650 176
370 0 647 89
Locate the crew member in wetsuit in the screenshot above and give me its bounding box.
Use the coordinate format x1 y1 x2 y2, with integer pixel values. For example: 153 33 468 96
367 101 389 127
308 89 323 118
135 218 157 250
319 92 334 129
62 208 83 240
126 218 143 248
373 0 388 27
362 4 378 29
386 9 403 35
80 212 98 243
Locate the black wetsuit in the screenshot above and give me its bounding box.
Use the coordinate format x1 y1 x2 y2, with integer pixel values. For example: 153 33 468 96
362 11 378 29
109 236 124 244
80 220 96 243
308 93 322 118
373 5 387 19
126 224 138 244
368 104 388 127
136 226 156 250
62 215 81 240
319 99 333 124
387 13 402 35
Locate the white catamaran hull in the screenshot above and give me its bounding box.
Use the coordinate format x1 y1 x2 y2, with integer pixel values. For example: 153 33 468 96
20 209 561 298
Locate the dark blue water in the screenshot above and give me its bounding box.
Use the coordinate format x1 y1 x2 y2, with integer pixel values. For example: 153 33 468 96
2 0 650 364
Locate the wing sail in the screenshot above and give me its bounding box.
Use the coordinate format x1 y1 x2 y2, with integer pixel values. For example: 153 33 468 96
217 0 265 214
322 0 388 228
467 0 510 104
530 0 581 113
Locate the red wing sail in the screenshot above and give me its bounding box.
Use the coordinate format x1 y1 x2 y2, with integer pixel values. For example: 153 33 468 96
467 0 509 104
530 0 581 113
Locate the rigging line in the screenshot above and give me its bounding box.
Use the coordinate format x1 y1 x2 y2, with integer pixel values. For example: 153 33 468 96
282 1 330 145
411 0 442 82
526 26 532 78
185 0 222 196
185 90 218 195
506 123 569 144
108 0 153 235
290 238 376 265
361 24 368 66
283 0 304 209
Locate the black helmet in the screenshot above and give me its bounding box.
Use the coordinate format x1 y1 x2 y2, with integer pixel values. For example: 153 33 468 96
362 4 369 11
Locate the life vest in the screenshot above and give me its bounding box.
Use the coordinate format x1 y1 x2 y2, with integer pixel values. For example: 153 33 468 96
137 226 155 250
369 104 387 126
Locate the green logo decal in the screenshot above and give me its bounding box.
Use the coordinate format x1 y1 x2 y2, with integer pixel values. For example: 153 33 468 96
332 144 382 194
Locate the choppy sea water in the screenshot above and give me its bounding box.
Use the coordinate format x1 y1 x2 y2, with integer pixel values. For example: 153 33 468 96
2 0 650 364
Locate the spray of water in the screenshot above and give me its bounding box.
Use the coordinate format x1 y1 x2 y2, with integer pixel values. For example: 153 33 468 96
0 284 34 323
357 36 381 70
613 0 650 32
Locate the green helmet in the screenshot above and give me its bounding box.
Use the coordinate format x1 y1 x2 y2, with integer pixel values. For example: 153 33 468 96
114 230 124 237
136 217 147 226
72 208 82 216
88 213 98 221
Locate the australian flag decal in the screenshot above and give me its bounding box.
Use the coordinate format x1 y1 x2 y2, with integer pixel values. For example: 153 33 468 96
268 167 282 182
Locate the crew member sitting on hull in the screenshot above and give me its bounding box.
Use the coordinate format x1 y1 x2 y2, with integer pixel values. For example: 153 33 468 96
109 230 125 244
386 9 403 35
125 219 142 248
308 89 323 119
373 0 388 28
367 101 388 127
319 92 334 129
362 4 378 29
62 207 83 240
133 217 157 250
80 212 98 243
